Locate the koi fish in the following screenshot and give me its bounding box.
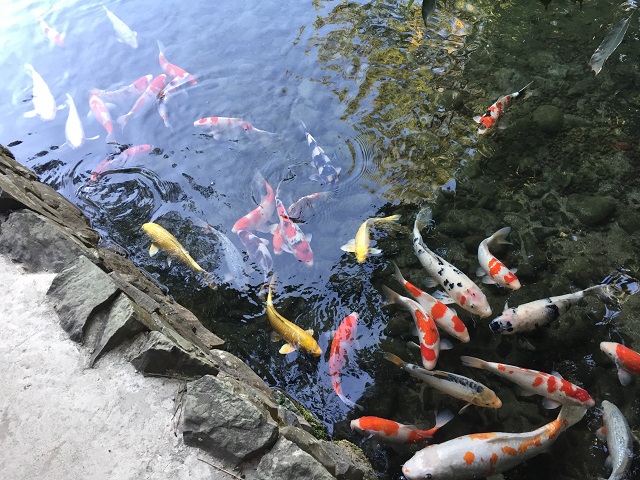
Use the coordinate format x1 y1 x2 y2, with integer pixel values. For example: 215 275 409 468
600 341 640 386
350 411 454 444
489 284 610 334
89 144 153 182
89 74 153 103
460 356 595 409
402 404 588 480
194 117 273 140
237 229 273 282
272 197 314 267
232 173 275 233
287 191 332 221
141 222 211 282
589 15 633 75
35 14 65 46
477 227 520 290
413 208 491 317
157 40 196 87
266 277 322 356
102 4 137 48
473 82 532 135
382 286 440 370
63 94 98 149
329 312 363 410
341 214 401 263
89 94 116 143
301 121 341 183
385 353 501 412
117 74 167 128
598 400 634 480
23 64 59 121
392 262 469 343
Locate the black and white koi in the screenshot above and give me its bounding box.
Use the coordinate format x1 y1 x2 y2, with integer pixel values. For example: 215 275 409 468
300 121 341 184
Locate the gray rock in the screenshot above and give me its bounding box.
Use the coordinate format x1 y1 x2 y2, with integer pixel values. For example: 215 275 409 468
129 331 218 378
0 210 89 273
321 440 377 480
89 292 147 367
617 208 640 235
280 426 337 476
182 375 279 464
47 255 119 342
566 194 617 227
533 105 564 134
256 437 334 480
210 349 273 398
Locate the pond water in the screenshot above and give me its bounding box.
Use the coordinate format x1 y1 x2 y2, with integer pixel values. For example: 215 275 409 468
2 0 640 479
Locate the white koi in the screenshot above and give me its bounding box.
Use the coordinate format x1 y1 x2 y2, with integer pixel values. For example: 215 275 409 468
35 14 65 46
599 400 634 480
23 64 59 121
477 227 521 290
102 4 137 48
63 94 98 149
194 116 273 140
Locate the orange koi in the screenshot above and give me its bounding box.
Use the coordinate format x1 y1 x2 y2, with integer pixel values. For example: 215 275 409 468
351 411 454 444
329 312 363 410
600 341 640 386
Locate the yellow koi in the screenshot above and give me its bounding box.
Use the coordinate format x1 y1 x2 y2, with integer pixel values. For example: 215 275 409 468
141 222 206 274
267 278 322 356
341 214 401 263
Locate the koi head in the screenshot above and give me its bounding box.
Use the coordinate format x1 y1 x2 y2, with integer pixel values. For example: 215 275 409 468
476 113 495 135
489 316 513 334
476 388 502 409
464 288 492 317
295 241 314 267
599 341 619 364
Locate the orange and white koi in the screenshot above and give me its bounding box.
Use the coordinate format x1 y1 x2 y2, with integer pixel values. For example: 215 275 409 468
460 356 594 409
89 144 153 182
489 285 610 334
103 4 137 48
351 411 454 445
402 404 587 479
600 341 640 386
598 400 634 480
413 208 491 318
341 214 401 263
231 173 275 234
382 286 440 370
35 14 65 46
194 117 273 140
117 74 167 128
89 74 152 103
273 197 314 267
89 93 116 143
477 227 521 290
473 82 532 135
23 64 59 121
237 230 273 282
329 312 363 410
392 262 469 343
385 353 501 412
266 277 321 356
157 40 196 88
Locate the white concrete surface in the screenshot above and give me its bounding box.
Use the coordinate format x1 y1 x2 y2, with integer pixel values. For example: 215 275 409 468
0 254 234 480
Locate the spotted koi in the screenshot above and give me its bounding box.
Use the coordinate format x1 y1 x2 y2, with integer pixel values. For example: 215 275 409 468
600 341 640 386
473 82 532 135
351 410 454 445
382 286 440 370
402 404 587 479
300 120 342 183
89 74 153 104
460 356 594 408
273 197 314 267
329 312 363 410
117 74 167 128
157 40 196 86
89 93 116 143
477 227 521 290
392 262 469 343
413 208 491 317
231 173 275 234
193 116 273 140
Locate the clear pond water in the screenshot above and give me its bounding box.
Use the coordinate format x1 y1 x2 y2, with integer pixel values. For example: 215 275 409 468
2 1 640 479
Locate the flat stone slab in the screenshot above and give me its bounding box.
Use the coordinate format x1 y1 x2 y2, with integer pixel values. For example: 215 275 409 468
47 255 119 342
256 437 334 480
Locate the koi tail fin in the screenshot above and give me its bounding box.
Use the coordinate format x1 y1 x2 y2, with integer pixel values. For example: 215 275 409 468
391 262 406 287
202 271 218 291
460 355 489 371
338 393 364 411
414 207 435 233
381 285 400 306
517 81 534 98
374 214 402 227
434 409 455 430
489 226 513 246
383 351 406 368
558 405 588 429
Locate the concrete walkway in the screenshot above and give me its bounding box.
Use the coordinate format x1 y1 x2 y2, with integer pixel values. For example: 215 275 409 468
0 255 232 480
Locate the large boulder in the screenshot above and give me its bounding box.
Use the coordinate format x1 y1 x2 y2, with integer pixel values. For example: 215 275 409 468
256 437 334 480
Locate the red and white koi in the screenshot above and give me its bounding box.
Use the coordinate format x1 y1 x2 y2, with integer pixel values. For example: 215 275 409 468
89 93 116 143
600 341 640 386
392 262 469 343
237 229 273 281
402 404 587 479
329 312 363 410
89 74 152 104
598 400 634 480
23 64 59 121
489 284 610 334
89 144 153 182
382 286 440 370
460 356 595 409
477 227 521 290
194 117 273 140
473 82 532 135
157 40 196 88
35 14 65 46
272 197 314 267
103 4 137 48
351 411 454 445
413 208 491 317
231 173 275 234
300 121 341 183
63 93 98 149
117 74 167 129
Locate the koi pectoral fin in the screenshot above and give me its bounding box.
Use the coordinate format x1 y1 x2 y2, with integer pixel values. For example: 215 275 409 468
149 243 159 256
340 239 356 252
279 343 297 354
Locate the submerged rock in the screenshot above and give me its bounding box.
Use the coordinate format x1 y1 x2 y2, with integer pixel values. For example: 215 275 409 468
566 194 617 227
532 104 564 134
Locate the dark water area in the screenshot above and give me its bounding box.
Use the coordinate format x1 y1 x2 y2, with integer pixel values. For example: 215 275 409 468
3 0 640 479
